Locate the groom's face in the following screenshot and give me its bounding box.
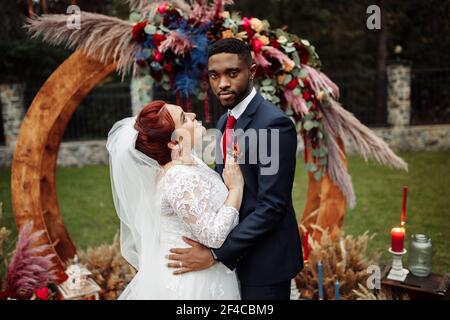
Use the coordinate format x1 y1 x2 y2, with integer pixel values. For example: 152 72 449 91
207 53 256 109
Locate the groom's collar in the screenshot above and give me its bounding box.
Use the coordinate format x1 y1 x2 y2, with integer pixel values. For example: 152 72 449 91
218 89 263 133
228 87 257 120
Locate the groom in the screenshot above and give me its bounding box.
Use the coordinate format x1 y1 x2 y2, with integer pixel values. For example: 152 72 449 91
168 38 303 300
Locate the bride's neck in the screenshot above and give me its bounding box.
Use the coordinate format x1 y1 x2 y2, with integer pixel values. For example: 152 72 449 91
166 149 195 167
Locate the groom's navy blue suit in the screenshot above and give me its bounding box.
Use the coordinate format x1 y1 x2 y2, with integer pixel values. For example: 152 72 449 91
213 92 303 300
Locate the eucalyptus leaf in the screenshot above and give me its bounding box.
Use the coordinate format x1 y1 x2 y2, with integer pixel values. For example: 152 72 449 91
144 24 156 35
261 85 275 92
293 88 301 96
285 107 293 115
283 46 296 53
283 74 293 85
301 39 310 46
308 163 317 172
262 79 273 86
292 52 300 66
313 170 323 181
312 149 321 157
299 69 309 78
129 12 142 23
303 120 314 131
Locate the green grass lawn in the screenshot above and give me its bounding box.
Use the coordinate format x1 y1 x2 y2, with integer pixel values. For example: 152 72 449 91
1 151 449 273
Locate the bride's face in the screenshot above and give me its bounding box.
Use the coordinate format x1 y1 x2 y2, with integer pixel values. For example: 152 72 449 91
165 104 206 150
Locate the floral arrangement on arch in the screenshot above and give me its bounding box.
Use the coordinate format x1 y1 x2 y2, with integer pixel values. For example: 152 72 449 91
25 0 408 208
129 0 340 180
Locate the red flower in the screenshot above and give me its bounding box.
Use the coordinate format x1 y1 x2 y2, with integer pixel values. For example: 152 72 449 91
163 63 174 73
302 78 310 88
286 78 299 90
270 38 281 49
132 22 148 43
157 3 170 14
241 17 255 39
152 34 167 47
35 287 49 300
154 50 164 62
294 43 310 64
303 90 313 101
242 17 251 28
250 38 264 54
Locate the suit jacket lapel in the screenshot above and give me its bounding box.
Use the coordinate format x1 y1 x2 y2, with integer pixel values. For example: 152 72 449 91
235 92 263 136
215 92 264 174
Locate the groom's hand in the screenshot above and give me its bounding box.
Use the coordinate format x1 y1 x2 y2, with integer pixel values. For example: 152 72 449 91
167 237 216 275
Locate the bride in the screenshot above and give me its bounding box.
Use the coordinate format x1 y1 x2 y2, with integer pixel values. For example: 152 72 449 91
106 100 244 299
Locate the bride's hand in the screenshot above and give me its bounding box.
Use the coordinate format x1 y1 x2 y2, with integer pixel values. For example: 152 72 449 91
222 155 244 190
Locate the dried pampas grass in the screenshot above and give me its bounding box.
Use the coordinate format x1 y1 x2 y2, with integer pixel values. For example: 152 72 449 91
76 234 136 300
295 228 381 300
25 12 138 76
319 94 408 208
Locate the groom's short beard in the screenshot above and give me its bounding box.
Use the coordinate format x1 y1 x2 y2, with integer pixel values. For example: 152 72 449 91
223 78 253 110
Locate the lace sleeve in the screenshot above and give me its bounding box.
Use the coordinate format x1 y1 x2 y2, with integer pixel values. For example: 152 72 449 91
164 166 239 248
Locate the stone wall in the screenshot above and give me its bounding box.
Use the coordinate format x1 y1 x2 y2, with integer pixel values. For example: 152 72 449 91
0 83 25 146
1 123 449 167
387 64 411 126
343 124 450 154
0 140 109 168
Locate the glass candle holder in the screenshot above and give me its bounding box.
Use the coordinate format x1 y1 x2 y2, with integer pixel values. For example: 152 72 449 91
408 234 432 277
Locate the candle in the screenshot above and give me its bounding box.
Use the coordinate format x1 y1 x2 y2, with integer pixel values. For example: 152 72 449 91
401 186 408 226
334 280 340 300
303 230 309 263
317 261 324 300
391 227 405 252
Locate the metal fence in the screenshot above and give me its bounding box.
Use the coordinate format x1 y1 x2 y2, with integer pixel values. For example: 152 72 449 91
9 68 450 145
24 82 132 141
0 101 4 145
156 72 388 128
152 86 225 129
327 71 387 126
411 68 450 125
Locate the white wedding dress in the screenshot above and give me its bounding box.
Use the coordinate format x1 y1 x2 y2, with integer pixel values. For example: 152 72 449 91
107 117 241 300
118 155 241 300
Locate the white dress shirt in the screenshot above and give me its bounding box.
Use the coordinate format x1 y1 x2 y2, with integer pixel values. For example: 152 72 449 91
227 87 257 120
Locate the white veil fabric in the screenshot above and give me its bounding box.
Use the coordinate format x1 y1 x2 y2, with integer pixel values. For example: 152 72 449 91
106 116 166 299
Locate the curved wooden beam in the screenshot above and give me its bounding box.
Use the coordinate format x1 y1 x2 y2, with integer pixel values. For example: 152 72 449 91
11 50 116 276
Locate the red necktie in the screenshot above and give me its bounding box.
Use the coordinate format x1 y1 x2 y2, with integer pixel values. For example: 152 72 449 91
222 115 237 164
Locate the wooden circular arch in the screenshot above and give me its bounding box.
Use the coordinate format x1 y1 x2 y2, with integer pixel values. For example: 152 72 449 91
11 50 347 278
11 50 116 274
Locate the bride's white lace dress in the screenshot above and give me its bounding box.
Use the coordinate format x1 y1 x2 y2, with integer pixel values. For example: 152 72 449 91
118 155 241 300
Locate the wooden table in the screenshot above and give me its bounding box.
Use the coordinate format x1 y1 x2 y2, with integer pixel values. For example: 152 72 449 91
381 265 450 300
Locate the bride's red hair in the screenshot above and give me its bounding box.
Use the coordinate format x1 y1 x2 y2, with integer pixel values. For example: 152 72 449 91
134 100 175 165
